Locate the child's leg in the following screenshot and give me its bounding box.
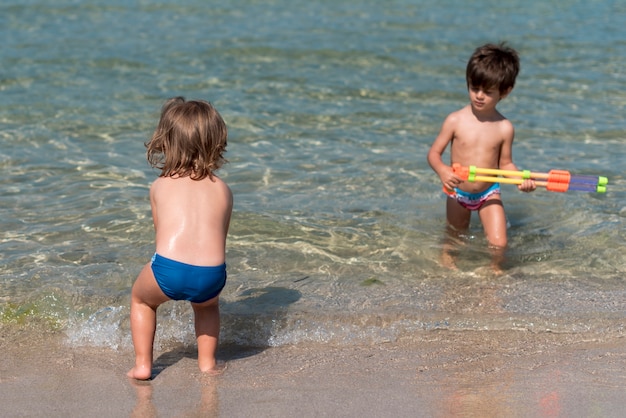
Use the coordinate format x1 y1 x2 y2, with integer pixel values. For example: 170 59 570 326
477 196 507 248
127 263 169 380
443 198 471 268
191 296 221 373
446 197 471 230
478 196 507 270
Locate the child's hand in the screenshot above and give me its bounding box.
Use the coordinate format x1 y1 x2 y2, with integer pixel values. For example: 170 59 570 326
518 179 536 192
440 166 463 191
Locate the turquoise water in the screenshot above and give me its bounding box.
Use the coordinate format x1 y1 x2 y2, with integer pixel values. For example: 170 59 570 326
1 0 624 349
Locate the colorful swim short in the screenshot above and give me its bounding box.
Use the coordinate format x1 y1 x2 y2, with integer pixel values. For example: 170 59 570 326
444 182 501 211
151 253 227 303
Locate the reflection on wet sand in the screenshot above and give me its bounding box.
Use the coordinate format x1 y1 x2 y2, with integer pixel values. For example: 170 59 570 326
130 374 220 417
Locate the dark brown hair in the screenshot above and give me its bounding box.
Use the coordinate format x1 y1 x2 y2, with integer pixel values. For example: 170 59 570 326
146 97 227 180
466 43 520 94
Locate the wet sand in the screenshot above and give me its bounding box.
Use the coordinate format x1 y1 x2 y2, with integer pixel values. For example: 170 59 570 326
2 326 626 417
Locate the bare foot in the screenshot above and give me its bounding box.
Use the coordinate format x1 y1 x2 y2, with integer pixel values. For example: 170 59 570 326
490 262 504 276
440 251 459 271
473 264 504 277
200 361 227 376
127 365 152 380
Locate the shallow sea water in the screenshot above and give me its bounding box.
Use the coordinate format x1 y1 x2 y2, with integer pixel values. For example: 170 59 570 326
0 0 625 349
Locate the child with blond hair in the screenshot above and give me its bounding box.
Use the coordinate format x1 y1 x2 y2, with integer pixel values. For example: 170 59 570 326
127 97 233 380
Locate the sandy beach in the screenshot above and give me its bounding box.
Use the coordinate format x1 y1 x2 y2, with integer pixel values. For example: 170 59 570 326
2 1 624 417
2 324 626 418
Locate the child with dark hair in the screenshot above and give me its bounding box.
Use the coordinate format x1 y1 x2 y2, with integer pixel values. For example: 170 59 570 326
427 43 535 270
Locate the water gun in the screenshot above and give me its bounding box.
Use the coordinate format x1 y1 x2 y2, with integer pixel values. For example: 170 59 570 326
452 163 608 193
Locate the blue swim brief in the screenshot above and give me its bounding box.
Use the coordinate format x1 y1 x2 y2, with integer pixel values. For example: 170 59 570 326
444 182 501 211
151 253 227 303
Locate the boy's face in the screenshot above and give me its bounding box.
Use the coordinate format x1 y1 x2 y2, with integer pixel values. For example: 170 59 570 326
468 84 512 112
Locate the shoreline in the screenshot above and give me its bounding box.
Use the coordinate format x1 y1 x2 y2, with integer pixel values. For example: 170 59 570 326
3 327 626 417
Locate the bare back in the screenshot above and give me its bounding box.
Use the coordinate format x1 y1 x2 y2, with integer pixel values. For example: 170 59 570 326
150 175 232 266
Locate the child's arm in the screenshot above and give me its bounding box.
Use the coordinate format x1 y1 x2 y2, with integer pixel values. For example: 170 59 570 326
427 114 462 191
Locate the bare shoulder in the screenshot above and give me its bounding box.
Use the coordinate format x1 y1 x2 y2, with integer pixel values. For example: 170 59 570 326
497 115 514 139
149 176 167 196
199 176 233 210
437 107 469 137
204 175 232 197
444 106 468 124
449 105 479 127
